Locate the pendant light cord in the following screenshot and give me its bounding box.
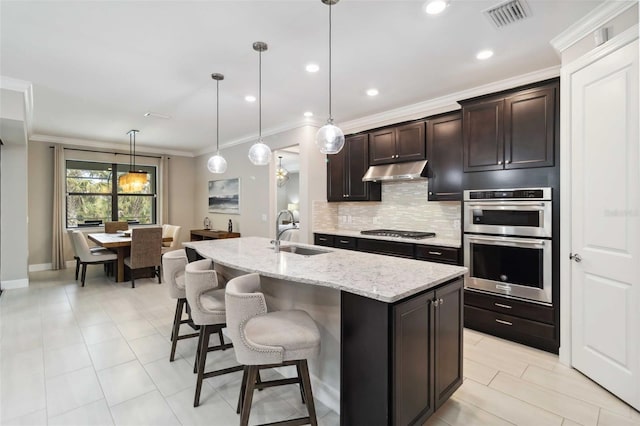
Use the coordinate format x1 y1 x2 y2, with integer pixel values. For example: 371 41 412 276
132 130 136 171
216 79 220 153
328 1 333 121
129 131 133 172
259 49 262 140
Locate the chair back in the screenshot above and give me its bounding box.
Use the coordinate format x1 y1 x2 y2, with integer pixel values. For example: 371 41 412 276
70 231 93 262
162 224 182 249
105 221 128 233
224 273 272 365
129 227 162 269
162 249 188 299
185 259 223 325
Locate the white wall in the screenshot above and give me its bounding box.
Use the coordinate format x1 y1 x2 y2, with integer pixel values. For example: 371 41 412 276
195 125 325 243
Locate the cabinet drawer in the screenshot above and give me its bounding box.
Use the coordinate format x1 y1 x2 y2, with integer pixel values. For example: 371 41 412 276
415 245 459 265
464 290 554 324
357 239 415 259
464 305 555 341
314 234 335 247
334 236 357 250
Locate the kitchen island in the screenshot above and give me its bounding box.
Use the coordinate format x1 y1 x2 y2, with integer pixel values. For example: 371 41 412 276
185 236 467 425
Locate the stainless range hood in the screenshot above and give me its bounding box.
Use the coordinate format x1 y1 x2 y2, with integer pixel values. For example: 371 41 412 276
361 160 429 182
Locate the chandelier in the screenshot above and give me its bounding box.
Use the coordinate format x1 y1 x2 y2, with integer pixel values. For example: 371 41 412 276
119 129 147 193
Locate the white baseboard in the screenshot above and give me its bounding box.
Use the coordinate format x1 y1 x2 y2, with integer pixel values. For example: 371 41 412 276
1 278 29 289
28 261 75 272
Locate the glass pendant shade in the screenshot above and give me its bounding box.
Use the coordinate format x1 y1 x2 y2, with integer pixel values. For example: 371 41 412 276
207 153 228 173
248 139 271 165
316 120 345 154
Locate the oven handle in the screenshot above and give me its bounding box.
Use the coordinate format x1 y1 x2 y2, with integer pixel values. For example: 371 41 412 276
468 202 546 210
466 235 547 247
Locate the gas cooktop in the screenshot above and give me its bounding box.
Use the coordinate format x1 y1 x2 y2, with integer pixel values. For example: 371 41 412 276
360 229 436 239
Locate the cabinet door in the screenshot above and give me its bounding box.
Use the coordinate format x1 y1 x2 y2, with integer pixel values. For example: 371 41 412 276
426 112 462 201
396 121 426 162
434 278 463 409
346 134 373 201
326 145 346 201
393 291 435 426
504 85 556 169
369 127 397 165
463 99 504 172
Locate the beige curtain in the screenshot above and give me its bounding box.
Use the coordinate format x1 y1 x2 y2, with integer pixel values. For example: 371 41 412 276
160 156 170 224
51 145 66 269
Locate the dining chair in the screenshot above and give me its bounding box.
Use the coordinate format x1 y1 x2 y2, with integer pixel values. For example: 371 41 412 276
161 224 182 255
68 231 116 279
105 221 128 233
70 231 117 287
226 273 320 426
124 227 162 288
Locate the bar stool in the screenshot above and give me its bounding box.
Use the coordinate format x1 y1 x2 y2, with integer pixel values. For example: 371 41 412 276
225 273 320 426
185 259 243 407
163 249 199 362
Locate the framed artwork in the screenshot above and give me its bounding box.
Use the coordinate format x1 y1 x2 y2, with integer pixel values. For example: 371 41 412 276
208 178 240 214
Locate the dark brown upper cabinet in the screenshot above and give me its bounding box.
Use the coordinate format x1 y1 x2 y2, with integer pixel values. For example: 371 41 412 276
369 121 426 165
327 134 381 202
426 112 463 201
461 80 557 172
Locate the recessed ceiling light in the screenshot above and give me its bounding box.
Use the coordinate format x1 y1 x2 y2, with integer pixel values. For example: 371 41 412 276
476 49 494 60
305 63 319 73
245 95 256 102
424 0 448 15
366 88 379 97
304 111 313 117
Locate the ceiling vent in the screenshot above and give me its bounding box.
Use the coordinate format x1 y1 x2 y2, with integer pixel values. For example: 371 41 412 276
483 0 531 29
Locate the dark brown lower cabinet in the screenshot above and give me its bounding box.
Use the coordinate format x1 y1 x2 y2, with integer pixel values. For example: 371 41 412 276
341 278 463 425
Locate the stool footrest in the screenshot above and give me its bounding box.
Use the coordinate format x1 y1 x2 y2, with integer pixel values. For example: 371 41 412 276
257 416 312 426
176 332 199 341
207 342 233 352
254 377 300 390
202 364 244 379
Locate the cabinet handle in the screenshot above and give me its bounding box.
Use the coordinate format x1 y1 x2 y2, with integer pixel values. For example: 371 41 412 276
433 299 439 307
498 160 503 165
318 237 327 241
429 191 433 195
494 303 512 309
495 319 513 326
439 298 444 305
505 160 511 164
428 251 442 256
339 240 350 244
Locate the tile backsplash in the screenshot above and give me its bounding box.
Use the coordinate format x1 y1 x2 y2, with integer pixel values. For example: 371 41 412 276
313 180 461 240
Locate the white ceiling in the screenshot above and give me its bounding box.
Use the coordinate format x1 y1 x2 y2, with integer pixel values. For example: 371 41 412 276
1 0 604 156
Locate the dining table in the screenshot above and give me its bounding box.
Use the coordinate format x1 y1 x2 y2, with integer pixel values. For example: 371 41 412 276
87 232 172 283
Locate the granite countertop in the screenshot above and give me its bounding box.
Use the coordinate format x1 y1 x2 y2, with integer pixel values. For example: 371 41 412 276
185 237 467 303
313 228 461 248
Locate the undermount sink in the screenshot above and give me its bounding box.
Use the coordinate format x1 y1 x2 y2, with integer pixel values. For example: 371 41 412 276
277 245 332 256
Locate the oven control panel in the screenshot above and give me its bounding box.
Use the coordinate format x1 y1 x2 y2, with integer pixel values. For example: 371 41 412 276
465 188 551 201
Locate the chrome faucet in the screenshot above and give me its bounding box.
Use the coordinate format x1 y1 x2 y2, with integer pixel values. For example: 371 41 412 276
271 210 294 253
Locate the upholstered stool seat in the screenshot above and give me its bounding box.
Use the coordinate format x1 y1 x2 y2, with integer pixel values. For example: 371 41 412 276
163 249 200 362
226 273 320 426
185 259 242 407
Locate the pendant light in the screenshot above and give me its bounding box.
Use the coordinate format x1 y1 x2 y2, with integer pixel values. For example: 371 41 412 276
207 73 228 174
119 129 147 193
315 0 345 155
248 41 272 166
276 156 289 187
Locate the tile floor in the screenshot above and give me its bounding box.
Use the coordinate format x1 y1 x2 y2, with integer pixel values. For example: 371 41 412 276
0 268 638 426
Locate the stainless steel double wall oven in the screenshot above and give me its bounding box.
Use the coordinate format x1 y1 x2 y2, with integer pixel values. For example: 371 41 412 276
463 188 553 305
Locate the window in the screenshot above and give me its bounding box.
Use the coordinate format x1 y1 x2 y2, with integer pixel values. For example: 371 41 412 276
66 160 157 227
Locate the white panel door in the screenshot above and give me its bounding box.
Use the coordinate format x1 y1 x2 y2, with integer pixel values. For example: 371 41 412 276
570 38 639 410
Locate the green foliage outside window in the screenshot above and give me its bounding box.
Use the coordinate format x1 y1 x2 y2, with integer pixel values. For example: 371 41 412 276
66 160 156 227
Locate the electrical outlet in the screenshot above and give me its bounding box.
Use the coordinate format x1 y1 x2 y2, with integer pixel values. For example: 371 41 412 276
261 214 267 222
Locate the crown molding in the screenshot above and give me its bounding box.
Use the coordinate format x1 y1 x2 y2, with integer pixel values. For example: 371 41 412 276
29 134 194 157
550 0 637 53
341 65 561 135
